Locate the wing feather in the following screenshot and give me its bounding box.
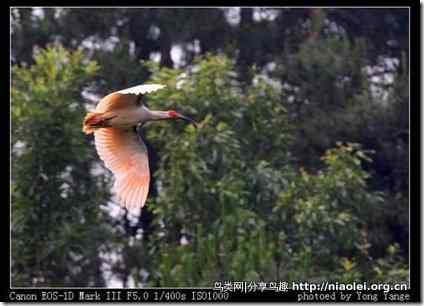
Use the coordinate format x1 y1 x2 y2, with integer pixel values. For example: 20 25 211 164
117 84 166 95
95 84 166 113
94 127 150 209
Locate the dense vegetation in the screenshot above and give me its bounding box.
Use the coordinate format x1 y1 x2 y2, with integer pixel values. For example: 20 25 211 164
11 8 409 287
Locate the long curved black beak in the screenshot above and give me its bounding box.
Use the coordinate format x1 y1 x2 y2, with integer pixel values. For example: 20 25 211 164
177 113 198 128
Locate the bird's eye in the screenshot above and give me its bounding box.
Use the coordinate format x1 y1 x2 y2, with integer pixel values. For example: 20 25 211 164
135 95 143 107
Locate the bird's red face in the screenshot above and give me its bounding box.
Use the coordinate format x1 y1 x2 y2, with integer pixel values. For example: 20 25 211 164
167 110 197 128
168 111 179 118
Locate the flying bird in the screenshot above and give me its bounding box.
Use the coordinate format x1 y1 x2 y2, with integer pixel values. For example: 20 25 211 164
83 84 196 210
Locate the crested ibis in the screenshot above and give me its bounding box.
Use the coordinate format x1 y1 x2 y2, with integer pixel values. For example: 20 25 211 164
83 84 196 210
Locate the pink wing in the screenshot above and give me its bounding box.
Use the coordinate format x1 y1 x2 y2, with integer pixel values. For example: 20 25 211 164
95 84 166 113
94 127 150 209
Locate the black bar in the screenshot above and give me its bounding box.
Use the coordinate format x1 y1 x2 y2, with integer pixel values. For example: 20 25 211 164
3 288 417 303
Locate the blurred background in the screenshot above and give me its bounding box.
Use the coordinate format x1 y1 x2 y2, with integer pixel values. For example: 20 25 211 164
11 7 409 287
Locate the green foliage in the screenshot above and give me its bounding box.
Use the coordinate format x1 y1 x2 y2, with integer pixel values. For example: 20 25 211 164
109 55 406 286
372 243 409 282
12 45 113 286
276 20 409 263
154 213 276 286
137 55 290 285
273 143 385 279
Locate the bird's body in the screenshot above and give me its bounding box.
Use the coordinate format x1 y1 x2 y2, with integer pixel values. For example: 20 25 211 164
83 84 196 210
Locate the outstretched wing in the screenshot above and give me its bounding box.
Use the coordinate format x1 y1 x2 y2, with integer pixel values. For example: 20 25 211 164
117 84 166 95
94 127 150 209
96 84 166 113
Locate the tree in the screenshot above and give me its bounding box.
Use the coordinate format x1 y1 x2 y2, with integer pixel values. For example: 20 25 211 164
11 45 114 286
114 55 406 286
274 8 409 257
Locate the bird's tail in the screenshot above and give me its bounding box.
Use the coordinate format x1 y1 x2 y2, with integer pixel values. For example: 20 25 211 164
82 112 112 134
